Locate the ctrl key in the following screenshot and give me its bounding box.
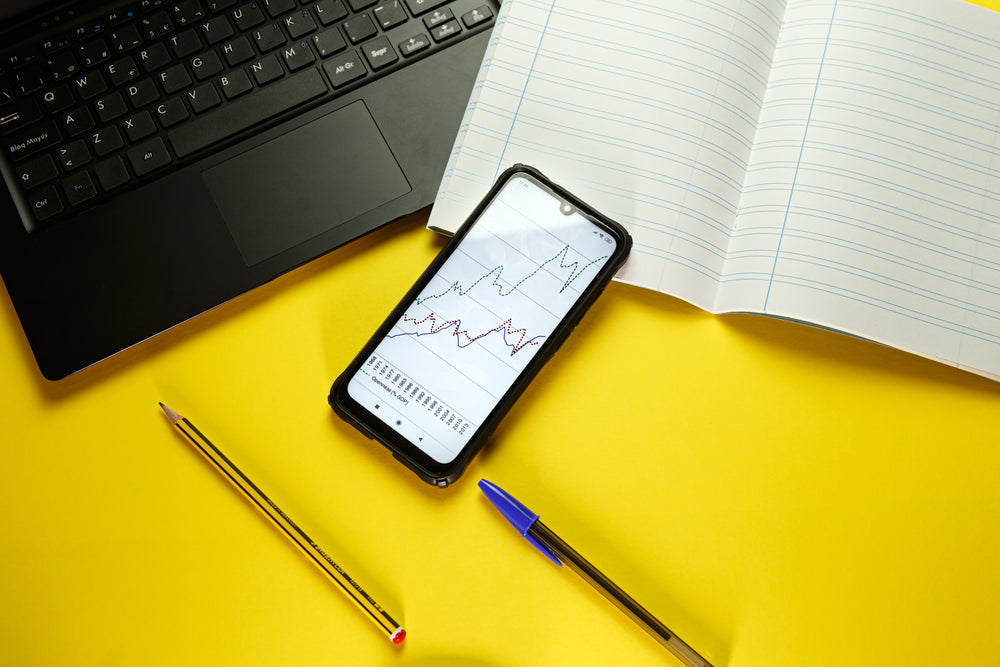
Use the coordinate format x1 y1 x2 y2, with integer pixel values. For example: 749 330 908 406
27 183 64 221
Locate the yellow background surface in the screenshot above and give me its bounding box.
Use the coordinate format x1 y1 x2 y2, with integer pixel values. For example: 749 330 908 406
3 5 1000 664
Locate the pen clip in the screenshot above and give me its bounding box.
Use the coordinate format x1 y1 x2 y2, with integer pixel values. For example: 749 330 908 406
479 479 563 566
525 532 563 566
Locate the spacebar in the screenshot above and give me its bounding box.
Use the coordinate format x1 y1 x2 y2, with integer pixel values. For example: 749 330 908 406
168 70 328 158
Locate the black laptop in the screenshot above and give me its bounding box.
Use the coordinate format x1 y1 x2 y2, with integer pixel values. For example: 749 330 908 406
0 0 497 380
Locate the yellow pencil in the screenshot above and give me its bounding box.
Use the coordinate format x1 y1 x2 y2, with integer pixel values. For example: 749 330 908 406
159 403 405 644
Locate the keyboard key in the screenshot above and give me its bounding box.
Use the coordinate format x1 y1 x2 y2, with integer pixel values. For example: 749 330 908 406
423 8 452 29
221 36 256 66
106 56 140 86
462 5 493 28
45 50 81 80
430 19 461 42
0 76 13 104
169 29 204 58
89 125 125 156
126 78 160 107
15 65 46 94
168 68 327 157
398 33 430 57
62 169 98 205
0 98 42 133
343 14 377 43
40 84 75 114
218 69 253 99
348 0 378 9
264 0 296 17
253 23 287 53
232 2 266 31
7 49 38 70
173 0 207 26
126 136 172 175
200 15 235 44
70 70 109 99
41 32 74 53
374 2 408 29
186 82 222 112
15 154 58 189
94 91 128 122
76 16 107 37
61 106 96 136
404 0 448 16
323 50 366 87
155 97 190 127
58 139 91 170
122 111 157 141
5 119 61 160
312 28 347 57
158 63 192 94
95 155 131 191
249 54 284 85
283 41 317 71
361 37 397 70
110 25 144 52
208 0 238 11
79 38 112 67
108 6 138 25
141 11 176 40
285 10 318 40
313 0 348 25
191 51 224 80
27 183 63 221
138 43 172 73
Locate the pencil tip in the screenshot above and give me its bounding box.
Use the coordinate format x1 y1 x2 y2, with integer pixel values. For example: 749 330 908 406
159 402 181 424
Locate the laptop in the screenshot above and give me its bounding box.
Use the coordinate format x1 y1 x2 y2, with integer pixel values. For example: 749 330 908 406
0 0 498 380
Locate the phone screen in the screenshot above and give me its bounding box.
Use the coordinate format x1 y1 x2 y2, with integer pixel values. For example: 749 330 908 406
343 171 622 466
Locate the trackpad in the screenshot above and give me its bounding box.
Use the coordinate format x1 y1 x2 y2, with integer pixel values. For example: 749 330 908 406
202 101 411 266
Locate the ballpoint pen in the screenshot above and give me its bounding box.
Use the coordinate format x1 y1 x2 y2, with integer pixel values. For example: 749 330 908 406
159 402 405 644
479 479 711 667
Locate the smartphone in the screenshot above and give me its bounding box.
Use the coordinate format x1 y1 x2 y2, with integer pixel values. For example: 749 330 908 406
328 165 632 486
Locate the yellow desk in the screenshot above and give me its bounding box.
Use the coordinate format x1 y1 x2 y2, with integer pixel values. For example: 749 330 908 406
3 202 999 666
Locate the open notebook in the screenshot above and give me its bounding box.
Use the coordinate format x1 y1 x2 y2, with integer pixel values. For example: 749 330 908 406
428 0 1000 381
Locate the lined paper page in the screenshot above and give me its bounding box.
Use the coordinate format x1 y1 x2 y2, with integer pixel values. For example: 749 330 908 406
726 0 1000 379
428 0 786 310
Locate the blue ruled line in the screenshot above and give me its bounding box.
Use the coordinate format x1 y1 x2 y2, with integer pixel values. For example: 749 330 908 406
763 0 838 312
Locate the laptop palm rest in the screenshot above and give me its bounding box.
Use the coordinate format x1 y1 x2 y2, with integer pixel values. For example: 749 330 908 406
201 100 411 266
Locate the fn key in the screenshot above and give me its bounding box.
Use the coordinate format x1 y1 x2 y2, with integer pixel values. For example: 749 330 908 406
126 137 172 176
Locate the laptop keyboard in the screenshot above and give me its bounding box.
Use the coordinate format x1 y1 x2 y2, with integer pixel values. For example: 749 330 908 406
0 0 494 229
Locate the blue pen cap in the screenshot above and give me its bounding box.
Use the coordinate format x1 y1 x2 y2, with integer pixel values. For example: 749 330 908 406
479 479 562 566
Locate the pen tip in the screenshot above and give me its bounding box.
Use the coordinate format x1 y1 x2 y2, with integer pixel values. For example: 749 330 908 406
159 402 181 425
390 628 406 644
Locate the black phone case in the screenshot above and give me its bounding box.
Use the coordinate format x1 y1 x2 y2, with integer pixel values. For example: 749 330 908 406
328 164 632 486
